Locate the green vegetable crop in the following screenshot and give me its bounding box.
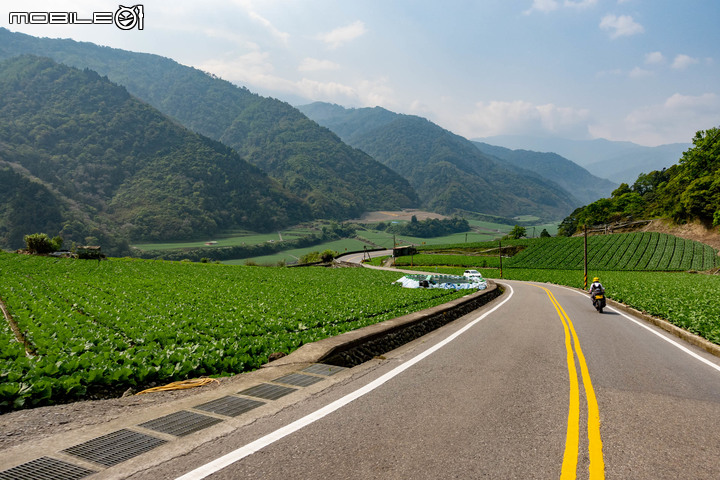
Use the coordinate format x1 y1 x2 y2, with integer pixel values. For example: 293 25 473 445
0 252 465 411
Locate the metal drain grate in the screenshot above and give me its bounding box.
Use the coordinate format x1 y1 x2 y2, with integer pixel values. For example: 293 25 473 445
0 457 96 480
194 395 265 417
238 383 297 400
62 429 167 467
273 373 324 387
303 364 347 376
139 410 223 437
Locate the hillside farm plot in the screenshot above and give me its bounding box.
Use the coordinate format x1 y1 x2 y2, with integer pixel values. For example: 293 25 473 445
505 233 719 271
0 253 467 411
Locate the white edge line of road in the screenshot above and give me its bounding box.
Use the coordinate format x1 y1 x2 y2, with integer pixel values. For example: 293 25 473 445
175 284 515 480
555 283 720 374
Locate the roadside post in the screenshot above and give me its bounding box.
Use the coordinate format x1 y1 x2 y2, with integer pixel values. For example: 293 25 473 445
499 240 503 279
584 224 588 289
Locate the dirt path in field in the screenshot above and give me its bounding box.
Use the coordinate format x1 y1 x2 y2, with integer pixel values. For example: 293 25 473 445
0 295 35 357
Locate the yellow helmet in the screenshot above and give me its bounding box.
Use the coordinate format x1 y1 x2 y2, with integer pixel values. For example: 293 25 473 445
593 277 599 282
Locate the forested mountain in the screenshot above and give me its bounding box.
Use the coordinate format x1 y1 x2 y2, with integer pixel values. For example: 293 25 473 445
0 28 418 220
298 102 578 220
558 128 720 235
0 55 311 251
476 135 690 184
473 142 617 205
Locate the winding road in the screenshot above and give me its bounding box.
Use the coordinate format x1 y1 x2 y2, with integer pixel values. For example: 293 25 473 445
119 253 720 479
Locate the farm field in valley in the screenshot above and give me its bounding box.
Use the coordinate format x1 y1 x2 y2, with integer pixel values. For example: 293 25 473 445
0 252 466 412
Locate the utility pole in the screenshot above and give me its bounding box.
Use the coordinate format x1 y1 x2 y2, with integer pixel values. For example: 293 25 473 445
499 239 503 279
584 224 588 290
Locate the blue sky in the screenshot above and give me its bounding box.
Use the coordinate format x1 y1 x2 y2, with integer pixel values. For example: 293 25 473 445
3 0 719 146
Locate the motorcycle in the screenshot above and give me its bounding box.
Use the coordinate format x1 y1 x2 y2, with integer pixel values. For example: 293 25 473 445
592 292 606 313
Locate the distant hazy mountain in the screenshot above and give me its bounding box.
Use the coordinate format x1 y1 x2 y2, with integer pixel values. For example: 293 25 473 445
298 102 578 220
0 28 418 221
476 135 690 184
0 56 310 251
473 142 618 206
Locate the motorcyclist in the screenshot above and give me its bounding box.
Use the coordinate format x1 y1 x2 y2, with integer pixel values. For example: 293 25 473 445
588 277 605 296
588 276 605 308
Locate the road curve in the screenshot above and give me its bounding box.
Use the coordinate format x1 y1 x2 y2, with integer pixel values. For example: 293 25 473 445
121 276 720 480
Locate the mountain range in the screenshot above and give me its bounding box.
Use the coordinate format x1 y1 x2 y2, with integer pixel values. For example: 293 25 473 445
476 135 690 185
472 142 617 206
298 102 583 218
0 55 311 251
0 28 418 225
0 28 664 255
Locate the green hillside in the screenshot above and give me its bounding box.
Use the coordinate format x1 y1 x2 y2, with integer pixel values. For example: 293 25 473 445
559 127 720 235
0 56 310 251
298 102 578 221
0 29 419 220
473 142 617 206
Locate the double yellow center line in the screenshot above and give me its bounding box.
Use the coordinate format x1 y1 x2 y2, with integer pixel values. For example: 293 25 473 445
534 285 604 479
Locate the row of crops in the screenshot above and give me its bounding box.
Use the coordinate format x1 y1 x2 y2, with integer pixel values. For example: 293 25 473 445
0 252 467 412
402 233 718 272
502 233 718 271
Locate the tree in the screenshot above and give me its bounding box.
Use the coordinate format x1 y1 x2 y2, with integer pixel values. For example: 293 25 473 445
540 229 551 238
24 233 62 254
509 225 526 239
612 183 632 198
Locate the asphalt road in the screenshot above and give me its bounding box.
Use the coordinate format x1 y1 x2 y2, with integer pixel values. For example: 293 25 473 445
121 279 720 480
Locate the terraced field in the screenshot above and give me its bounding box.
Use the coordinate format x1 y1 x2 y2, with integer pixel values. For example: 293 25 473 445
505 232 718 270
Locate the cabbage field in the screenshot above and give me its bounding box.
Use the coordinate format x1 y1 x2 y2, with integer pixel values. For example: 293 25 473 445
0 252 466 411
505 232 718 271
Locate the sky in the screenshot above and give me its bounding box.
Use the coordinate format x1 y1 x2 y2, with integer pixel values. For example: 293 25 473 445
2 0 719 147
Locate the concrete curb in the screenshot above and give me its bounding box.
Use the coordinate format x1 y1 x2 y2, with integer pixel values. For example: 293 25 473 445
605 296 720 358
263 281 502 368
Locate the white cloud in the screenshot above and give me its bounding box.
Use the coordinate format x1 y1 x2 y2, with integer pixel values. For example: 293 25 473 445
645 51 665 65
523 0 560 14
317 21 367 49
298 58 340 72
458 100 591 139
590 93 720 145
235 0 290 44
564 0 598 8
663 92 718 111
197 51 393 109
197 50 293 92
599 14 644 39
524 0 595 14
671 54 699 70
629 67 652 78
